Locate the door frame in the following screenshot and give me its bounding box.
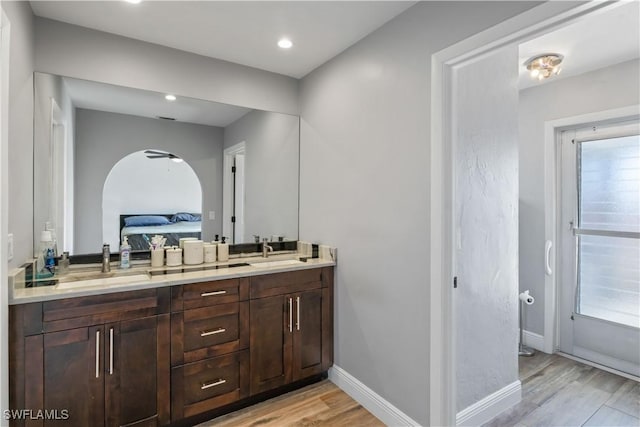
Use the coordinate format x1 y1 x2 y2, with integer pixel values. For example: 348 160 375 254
544 105 640 357
0 7 10 415
429 1 625 424
222 141 245 243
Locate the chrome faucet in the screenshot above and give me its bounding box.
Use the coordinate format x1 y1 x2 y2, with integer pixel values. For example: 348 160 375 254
102 244 111 273
262 238 273 258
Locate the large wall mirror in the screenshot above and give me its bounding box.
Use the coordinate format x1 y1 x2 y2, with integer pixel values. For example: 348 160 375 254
34 72 300 255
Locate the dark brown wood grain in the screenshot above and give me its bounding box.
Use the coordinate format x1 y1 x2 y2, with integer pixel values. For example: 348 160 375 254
9 305 26 427
249 269 323 299
105 316 160 427
321 267 334 371
182 279 243 310
292 289 323 381
41 326 104 427
24 335 43 427
249 295 292 395
172 351 249 421
156 314 171 426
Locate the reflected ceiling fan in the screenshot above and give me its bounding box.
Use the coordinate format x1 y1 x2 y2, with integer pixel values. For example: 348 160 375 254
144 149 183 163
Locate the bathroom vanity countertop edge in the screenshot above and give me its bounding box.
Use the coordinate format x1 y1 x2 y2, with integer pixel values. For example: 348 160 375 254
9 258 335 305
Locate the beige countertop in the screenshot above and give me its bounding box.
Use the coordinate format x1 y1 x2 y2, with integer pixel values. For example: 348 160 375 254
9 253 335 305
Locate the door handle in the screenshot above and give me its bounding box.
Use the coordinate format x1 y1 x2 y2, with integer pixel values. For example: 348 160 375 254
545 240 553 276
296 296 300 331
288 297 293 333
95 330 100 378
109 327 114 375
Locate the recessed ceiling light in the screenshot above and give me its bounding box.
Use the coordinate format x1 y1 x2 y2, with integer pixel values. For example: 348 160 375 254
124 0 142 4
165 94 176 101
278 38 293 49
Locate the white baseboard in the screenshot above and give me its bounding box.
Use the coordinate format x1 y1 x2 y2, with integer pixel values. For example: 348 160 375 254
456 380 522 426
523 330 545 352
328 365 421 426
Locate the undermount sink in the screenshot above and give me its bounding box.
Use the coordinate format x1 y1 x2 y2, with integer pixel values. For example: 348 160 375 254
249 259 304 268
56 273 151 290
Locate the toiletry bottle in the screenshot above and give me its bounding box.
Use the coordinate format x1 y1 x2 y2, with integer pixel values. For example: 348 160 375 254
58 251 70 274
120 236 131 269
38 230 56 275
217 236 229 262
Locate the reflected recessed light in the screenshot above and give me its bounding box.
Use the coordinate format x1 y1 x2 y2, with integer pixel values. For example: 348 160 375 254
171 157 184 163
165 94 176 101
124 0 142 4
278 38 293 49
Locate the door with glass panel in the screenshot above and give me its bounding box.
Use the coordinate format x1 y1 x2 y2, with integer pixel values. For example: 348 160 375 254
559 119 640 376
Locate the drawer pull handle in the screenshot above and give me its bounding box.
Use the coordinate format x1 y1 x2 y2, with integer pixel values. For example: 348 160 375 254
201 379 226 390
201 290 227 297
200 328 226 337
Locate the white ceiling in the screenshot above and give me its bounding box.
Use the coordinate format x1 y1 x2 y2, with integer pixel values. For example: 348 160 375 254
30 1 416 79
518 1 640 89
63 76 252 127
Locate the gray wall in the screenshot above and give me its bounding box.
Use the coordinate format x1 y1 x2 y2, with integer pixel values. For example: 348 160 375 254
519 59 640 335
454 46 519 412
74 109 223 254
3 1 34 269
299 2 538 423
34 17 299 115
224 110 299 243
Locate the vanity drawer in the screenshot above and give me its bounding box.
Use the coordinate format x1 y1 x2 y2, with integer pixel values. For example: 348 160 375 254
41 288 170 332
171 351 249 420
176 278 249 311
250 268 324 299
172 302 249 365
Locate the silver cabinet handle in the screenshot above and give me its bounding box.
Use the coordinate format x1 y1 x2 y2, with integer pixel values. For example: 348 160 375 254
201 379 226 390
296 296 300 331
200 328 226 337
201 290 226 297
95 330 100 378
109 328 114 375
288 297 293 333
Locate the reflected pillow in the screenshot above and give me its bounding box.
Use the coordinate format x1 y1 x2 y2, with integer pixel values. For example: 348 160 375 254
171 212 202 223
124 215 171 227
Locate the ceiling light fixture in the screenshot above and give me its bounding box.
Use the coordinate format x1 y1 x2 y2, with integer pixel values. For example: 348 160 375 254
165 94 176 101
524 53 563 81
124 0 142 4
278 38 293 49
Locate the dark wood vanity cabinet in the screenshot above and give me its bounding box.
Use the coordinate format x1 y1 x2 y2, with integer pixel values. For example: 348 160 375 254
170 278 250 421
249 268 333 395
9 288 171 427
9 266 334 426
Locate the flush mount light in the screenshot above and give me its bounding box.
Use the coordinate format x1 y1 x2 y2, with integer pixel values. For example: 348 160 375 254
277 38 293 49
524 53 563 81
124 0 142 4
165 94 177 101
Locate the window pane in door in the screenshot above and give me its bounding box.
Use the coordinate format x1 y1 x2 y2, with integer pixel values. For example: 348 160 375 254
579 135 640 233
578 234 640 328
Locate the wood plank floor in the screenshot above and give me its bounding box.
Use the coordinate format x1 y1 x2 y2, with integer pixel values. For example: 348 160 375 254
484 353 640 427
196 380 384 427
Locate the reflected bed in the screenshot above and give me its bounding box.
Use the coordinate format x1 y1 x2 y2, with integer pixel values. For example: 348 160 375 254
119 214 202 250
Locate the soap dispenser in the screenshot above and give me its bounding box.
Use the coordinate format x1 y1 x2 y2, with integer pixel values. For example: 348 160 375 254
120 236 131 269
217 236 229 262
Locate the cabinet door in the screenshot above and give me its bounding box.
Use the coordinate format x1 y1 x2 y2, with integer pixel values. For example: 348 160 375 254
105 315 170 427
292 289 324 381
249 295 292 395
43 326 104 427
